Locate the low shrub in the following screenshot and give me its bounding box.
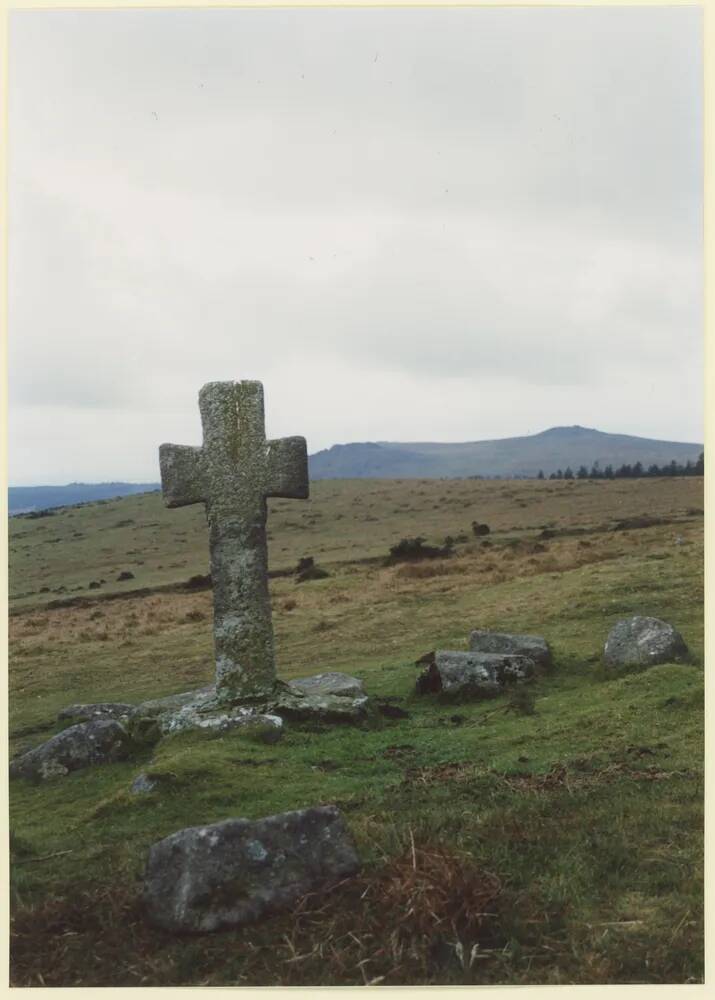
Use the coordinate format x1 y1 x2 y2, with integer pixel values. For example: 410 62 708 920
386 537 452 565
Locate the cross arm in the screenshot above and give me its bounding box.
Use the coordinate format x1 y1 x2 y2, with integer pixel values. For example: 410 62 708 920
159 444 206 508
265 436 309 499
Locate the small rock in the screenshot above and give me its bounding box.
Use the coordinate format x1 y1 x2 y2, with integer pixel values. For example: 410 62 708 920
117 571 135 581
603 616 690 669
131 772 159 794
469 630 552 668
288 672 365 698
295 556 330 582
142 805 361 932
9 720 131 781
416 650 535 699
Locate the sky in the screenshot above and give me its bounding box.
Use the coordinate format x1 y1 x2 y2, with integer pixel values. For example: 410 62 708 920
8 5 703 485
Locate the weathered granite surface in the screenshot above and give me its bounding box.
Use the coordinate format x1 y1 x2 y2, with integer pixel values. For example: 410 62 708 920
129 686 280 740
9 720 131 781
131 677 370 736
58 703 137 724
270 689 370 723
416 650 535 698
134 686 215 718
603 616 689 668
469 630 552 668
143 805 361 932
288 672 365 698
159 381 308 702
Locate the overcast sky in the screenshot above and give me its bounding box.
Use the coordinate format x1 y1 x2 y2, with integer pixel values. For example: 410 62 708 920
9 6 703 485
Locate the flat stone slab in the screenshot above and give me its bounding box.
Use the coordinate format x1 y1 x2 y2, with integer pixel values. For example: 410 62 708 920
133 686 283 742
136 686 215 718
58 702 137 724
416 650 535 699
132 680 370 734
143 805 361 933
159 704 284 742
604 616 690 668
270 689 370 723
9 720 131 781
469 630 552 668
288 672 365 698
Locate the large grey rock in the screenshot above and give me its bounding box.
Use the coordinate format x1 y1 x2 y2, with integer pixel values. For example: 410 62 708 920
9 720 131 781
143 805 361 932
416 650 535 699
469 630 552 668
288 672 365 698
604 617 690 668
58 702 137 724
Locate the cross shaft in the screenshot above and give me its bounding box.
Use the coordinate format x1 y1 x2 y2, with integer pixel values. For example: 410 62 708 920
159 381 308 700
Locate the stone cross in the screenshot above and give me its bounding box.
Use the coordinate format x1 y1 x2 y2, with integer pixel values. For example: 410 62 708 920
159 381 308 701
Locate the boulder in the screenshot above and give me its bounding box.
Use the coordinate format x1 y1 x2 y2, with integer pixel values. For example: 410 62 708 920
469 630 552 668
9 720 131 781
416 650 535 699
58 702 137 724
288 672 365 698
603 617 690 668
143 805 361 932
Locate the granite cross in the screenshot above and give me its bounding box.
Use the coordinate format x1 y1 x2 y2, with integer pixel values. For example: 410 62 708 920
159 381 308 701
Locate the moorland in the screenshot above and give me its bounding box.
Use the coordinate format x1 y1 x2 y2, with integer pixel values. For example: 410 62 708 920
8 474 704 986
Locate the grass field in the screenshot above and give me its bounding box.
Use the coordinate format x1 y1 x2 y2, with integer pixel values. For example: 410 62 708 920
8 475 704 986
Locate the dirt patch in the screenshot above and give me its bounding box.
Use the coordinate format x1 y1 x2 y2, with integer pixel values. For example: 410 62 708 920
403 762 475 786
499 760 695 795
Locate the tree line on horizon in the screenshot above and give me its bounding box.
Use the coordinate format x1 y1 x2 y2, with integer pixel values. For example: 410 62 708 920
537 452 704 481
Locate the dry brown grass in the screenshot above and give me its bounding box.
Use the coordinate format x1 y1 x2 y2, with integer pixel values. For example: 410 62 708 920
10 842 504 987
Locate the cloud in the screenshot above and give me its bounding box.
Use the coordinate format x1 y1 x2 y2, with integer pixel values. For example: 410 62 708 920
8 6 702 482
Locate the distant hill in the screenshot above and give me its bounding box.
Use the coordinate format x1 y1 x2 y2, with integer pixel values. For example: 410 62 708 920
308 426 703 480
9 482 160 515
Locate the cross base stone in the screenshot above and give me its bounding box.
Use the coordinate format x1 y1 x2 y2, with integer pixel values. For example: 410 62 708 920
132 674 370 737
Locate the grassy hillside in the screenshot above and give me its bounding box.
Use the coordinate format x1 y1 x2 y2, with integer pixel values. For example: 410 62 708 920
309 426 703 479
8 476 704 986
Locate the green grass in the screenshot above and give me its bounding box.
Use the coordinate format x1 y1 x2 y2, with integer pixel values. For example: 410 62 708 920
8 476 704 986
